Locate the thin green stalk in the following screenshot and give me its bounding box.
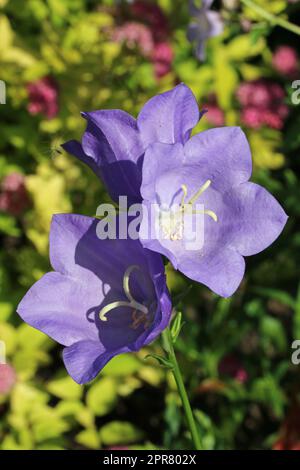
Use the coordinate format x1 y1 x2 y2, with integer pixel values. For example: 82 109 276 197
162 329 202 450
240 0 300 36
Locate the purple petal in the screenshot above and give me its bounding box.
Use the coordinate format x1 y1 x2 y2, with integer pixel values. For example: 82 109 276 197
64 111 144 202
137 83 200 147
189 0 214 15
206 11 224 37
184 127 252 191
195 40 206 61
201 0 214 9
61 139 101 180
17 272 101 347
187 22 199 42
63 340 116 384
224 182 288 256
81 110 143 164
141 142 185 202
49 213 95 275
179 247 245 298
145 287 172 344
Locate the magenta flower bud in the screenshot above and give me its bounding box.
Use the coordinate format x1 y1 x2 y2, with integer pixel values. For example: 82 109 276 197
203 95 225 126
131 0 169 43
0 172 29 216
218 355 248 384
151 42 174 78
27 76 59 120
272 45 298 77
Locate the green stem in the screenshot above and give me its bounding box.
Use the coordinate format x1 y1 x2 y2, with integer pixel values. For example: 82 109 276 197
240 0 300 36
162 328 202 450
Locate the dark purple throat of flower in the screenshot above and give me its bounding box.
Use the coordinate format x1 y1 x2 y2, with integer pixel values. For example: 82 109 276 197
99 264 155 331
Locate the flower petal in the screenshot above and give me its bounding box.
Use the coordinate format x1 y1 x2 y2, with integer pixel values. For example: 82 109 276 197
137 83 200 146
61 139 102 179
49 213 95 275
224 182 288 256
184 127 252 191
206 11 224 37
179 246 245 298
64 111 144 202
141 142 184 202
63 340 116 384
82 109 143 164
17 272 102 347
143 277 172 345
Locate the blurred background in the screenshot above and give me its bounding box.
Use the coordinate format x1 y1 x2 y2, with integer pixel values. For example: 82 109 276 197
0 0 300 450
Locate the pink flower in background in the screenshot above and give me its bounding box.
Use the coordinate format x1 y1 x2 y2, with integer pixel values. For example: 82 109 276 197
27 76 59 119
272 46 298 77
152 42 174 78
112 22 154 56
237 79 288 130
126 0 173 78
131 0 169 43
0 173 29 217
218 355 248 384
0 364 17 395
203 95 225 126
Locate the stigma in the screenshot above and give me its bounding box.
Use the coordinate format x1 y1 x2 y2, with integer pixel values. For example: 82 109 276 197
159 179 218 242
99 265 151 330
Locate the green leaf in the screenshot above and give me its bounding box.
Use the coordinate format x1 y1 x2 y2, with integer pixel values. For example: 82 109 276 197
0 322 17 355
227 34 265 61
100 421 144 446
0 213 21 237
260 316 287 353
31 407 70 443
10 383 48 416
293 282 300 338
0 15 13 52
102 353 141 377
76 429 101 450
86 377 117 417
253 287 295 309
55 400 85 418
144 354 174 369
170 312 184 344
214 47 238 110
47 375 83 400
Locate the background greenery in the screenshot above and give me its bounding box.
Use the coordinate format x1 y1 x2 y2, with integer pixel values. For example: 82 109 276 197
0 0 300 450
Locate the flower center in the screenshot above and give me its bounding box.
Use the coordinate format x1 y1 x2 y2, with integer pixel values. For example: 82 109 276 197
98 265 152 331
159 179 217 242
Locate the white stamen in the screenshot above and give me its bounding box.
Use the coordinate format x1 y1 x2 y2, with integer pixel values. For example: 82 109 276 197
99 265 148 322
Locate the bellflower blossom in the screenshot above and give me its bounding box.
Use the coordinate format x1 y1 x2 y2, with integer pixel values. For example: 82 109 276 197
17 214 172 384
139 127 288 298
187 0 224 61
62 84 204 204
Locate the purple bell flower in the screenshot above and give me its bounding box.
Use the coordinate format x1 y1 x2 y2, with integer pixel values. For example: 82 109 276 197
17 214 172 384
139 126 288 298
187 0 224 61
62 84 204 204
